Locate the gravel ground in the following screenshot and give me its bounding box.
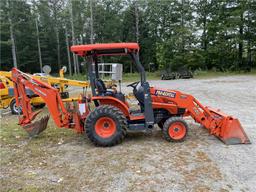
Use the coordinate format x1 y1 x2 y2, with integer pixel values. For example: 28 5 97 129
1 75 255 192
145 76 256 192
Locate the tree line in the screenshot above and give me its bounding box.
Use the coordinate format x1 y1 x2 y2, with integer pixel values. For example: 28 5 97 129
0 0 255 74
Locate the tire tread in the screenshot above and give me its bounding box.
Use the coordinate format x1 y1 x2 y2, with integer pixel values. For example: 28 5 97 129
162 116 188 142
85 105 127 147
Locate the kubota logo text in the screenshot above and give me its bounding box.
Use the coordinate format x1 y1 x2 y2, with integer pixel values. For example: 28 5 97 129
155 90 176 98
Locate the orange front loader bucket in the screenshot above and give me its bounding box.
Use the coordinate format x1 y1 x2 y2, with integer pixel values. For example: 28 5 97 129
207 107 251 145
219 117 251 145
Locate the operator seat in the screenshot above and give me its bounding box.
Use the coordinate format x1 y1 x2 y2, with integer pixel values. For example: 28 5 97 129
133 83 144 108
95 79 126 103
95 79 113 96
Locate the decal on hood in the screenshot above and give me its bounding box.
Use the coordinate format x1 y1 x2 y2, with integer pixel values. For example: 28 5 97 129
155 90 176 98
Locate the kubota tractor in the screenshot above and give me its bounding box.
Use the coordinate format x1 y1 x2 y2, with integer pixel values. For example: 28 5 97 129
11 43 250 146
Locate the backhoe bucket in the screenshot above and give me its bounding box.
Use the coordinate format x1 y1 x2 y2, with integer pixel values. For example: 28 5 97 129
22 115 50 137
219 117 251 145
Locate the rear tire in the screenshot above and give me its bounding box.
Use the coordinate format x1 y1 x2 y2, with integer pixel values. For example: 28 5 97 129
10 99 22 115
85 105 127 147
163 117 188 142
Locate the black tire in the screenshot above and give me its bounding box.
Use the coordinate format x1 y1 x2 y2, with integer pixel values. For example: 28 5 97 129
163 117 188 142
157 119 166 130
32 103 46 109
85 105 127 147
10 99 22 115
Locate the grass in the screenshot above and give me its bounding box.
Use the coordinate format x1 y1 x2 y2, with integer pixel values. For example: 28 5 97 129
64 69 256 82
122 71 161 81
194 69 256 79
64 73 88 81
64 71 161 82
0 112 78 192
0 111 75 146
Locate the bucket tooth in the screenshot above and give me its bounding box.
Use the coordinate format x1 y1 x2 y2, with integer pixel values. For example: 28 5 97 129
219 117 251 145
22 115 50 137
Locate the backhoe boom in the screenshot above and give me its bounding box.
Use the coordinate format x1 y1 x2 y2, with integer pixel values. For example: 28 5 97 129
12 68 84 136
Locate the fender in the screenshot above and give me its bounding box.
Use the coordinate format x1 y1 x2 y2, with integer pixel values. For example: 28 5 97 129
92 96 130 117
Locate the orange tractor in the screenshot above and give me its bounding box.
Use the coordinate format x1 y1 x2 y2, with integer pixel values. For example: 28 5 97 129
11 43 250 146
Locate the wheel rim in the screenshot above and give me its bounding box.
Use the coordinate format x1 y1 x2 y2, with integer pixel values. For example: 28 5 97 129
95 117 117 138
168 122 186 140
14 103 21 113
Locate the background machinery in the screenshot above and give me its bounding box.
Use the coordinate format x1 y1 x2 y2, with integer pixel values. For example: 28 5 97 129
11 43 250 146
161 66 193 80
0 71 45 114
1 65 118 114
0 67 89 114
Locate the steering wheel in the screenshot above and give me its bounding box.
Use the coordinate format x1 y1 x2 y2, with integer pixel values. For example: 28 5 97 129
127 81 139 89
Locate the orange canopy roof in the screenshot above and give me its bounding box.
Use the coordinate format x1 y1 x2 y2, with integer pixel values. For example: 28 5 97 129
70 43 139 56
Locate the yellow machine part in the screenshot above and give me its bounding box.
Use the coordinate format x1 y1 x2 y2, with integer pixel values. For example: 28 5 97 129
0 71 89 88
0 70 90 109
30 97 44 105
0 75 13 108
0 97 12 109
0 70 130 109
0 84 9 96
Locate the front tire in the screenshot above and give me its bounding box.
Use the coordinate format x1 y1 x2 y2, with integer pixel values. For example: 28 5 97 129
85 105 127 147
163 117 188 142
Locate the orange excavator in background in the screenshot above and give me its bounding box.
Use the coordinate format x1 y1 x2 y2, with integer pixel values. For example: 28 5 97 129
11 43 250 146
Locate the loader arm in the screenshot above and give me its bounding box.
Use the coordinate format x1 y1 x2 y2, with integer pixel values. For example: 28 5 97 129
153 89 251 144
11 68 76 135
